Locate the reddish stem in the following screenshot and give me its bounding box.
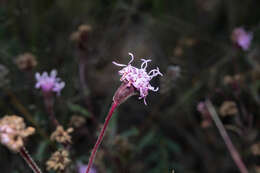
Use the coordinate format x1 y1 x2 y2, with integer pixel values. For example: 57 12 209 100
19 147 42 173
86 102 118 173
206 100 248 173
43 93 60 128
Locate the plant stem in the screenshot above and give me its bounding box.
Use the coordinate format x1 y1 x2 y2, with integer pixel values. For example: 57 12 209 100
86 102 118 173
205 100 248 173
43 93 59 128
19 147 42 173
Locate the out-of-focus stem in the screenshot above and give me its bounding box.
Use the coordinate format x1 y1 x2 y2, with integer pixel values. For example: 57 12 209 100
19 147 42 173
205 100 248 173
6 89 48 139
86 102 118 173
43 93 59 127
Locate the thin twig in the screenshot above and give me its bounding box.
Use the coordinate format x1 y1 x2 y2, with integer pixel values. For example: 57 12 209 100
19 147 42 173
205 99 248 173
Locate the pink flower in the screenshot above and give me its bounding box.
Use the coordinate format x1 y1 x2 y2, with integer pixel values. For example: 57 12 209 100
232 27 253 51
113 53 163 105
197 101 208 116
35 69 65 95
77 163 96 173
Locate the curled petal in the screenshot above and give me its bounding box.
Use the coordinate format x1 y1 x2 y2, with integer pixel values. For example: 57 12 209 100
128 52 134 64
112 61 127 67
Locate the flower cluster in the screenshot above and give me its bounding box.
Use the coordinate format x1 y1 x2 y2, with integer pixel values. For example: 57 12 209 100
46 149 71 171
231 27 253 51
50 125 73 144
35 69 65 95
197 102 212 128
219 101 238 117
15 52 37 70
113 53 163 105
0 115 35 152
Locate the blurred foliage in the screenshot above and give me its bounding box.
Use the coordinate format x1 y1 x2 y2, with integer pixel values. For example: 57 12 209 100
0 0 260 173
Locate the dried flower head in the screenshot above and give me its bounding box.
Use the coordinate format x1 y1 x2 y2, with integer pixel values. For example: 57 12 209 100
0 115 35 152
0 64 9 87
231 27 253 51
69 115 86 128
251 142 260 156
46 149 71 171
173 46 183 57
219 101 238 117
70 24 92 43
15 52 37 70
254 166 260 173
35 69 65 95
50 125 73 144
113 53 163 105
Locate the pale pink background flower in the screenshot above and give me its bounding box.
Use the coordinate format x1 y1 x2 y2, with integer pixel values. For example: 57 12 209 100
35 69 65 95
78 163 96 173
113 52 163 105
232 27 253 51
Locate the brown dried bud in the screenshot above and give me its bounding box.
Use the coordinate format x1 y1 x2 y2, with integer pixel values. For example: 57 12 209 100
50 126 73 144
69 115 86 128
0 115 35 152
251 142 260 156
113 82 137 105
219 101 238 117
46 149 71 171
15 53 37 70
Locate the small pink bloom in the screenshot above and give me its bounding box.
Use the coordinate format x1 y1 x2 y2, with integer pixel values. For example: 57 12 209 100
35 69 65 95
113 53 163 105
78 163 96 173
232 27 253 51
197 101 208 116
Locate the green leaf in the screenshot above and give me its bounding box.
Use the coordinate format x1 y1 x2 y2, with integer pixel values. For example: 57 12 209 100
34 141 49 161
166 139 181 154
121 127 139 138
137 131 155 151
67 102 90 117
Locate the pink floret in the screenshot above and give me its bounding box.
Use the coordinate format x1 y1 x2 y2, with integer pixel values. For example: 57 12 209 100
113 53 163 105
232 27 253 51
35 69 65 95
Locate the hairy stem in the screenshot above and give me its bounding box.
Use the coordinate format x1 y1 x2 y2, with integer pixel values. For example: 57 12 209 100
205 100 248 173
86 102 118 173
19 147 42 173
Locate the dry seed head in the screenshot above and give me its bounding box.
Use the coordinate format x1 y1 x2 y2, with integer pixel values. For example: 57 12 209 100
219 101 238 117
46 149 71 171
0 115 35 152
50 125 73 144
69 115 86 128
15 52 37 70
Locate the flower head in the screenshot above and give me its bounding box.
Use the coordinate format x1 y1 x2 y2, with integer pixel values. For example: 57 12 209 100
197 102 212 128
231 27 253 51
46 149 71 171
77 163 97 173
50 125 73 144
0 115 35 152
15 52 37 70
35 69 65 95
219 101 238 117
113 53 163 105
